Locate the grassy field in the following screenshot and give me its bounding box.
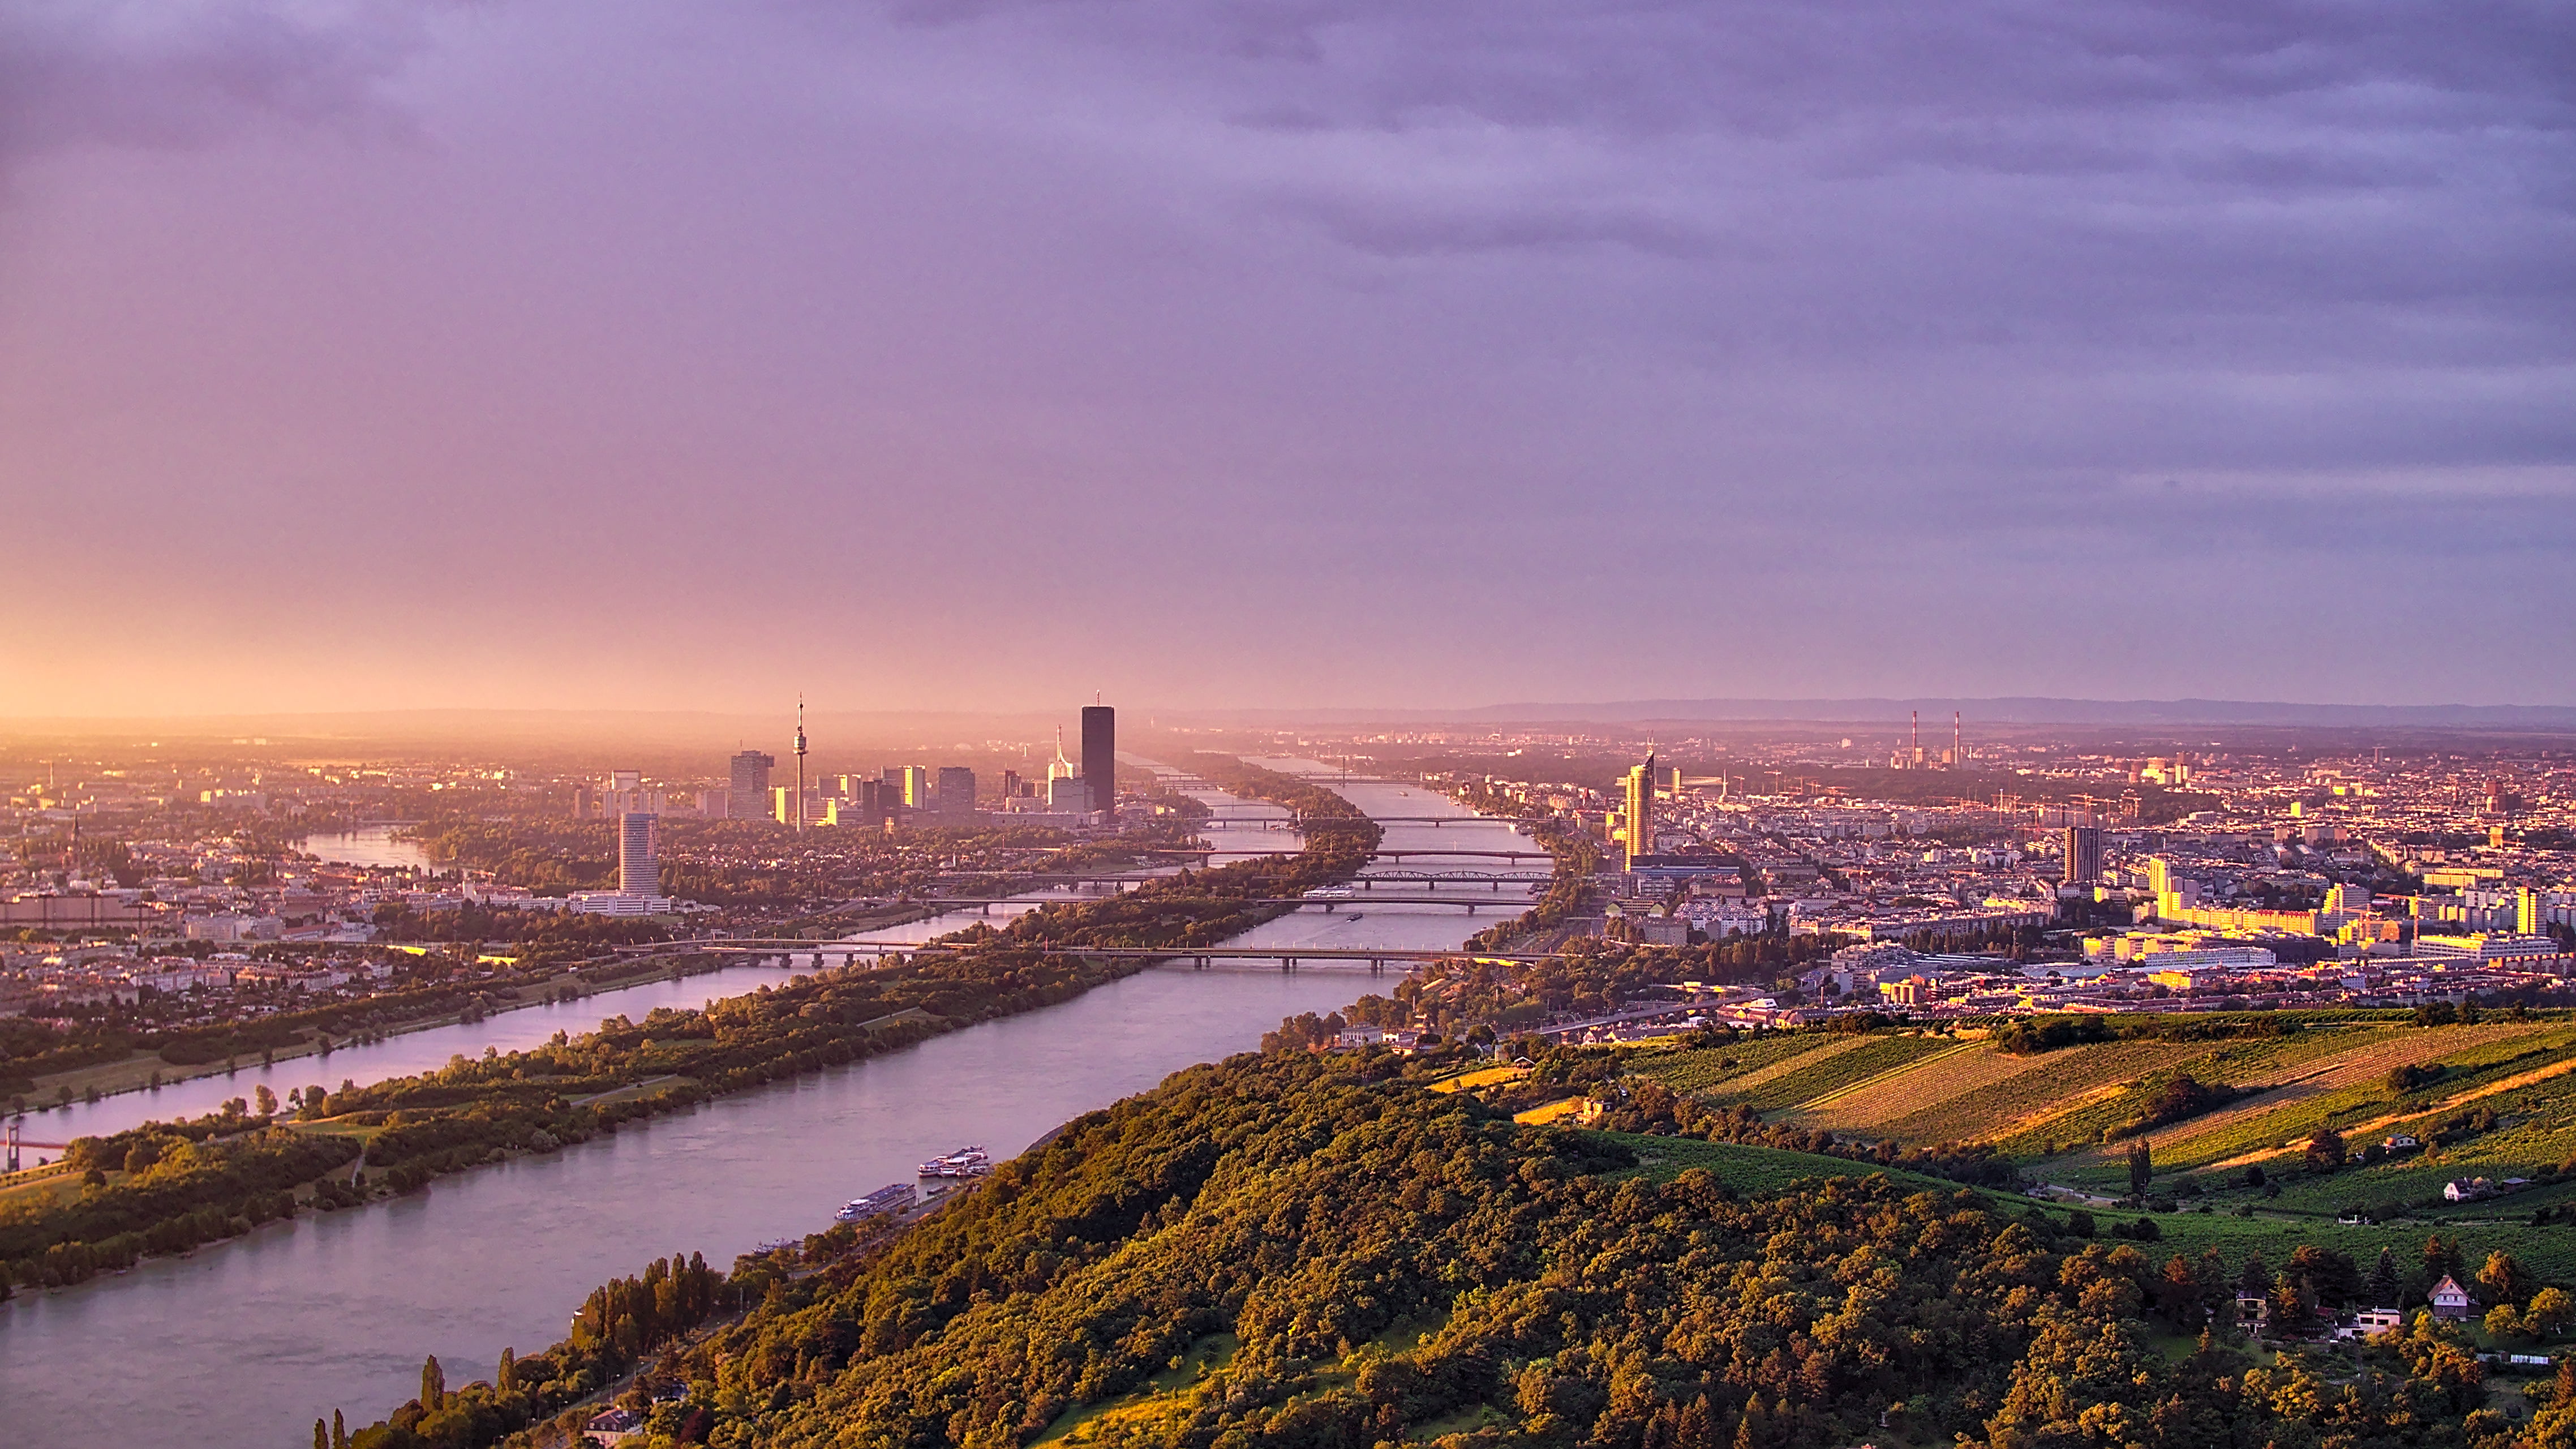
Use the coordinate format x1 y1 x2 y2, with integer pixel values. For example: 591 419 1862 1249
0 1163 96 1212
1514 1098 1587 1125
1428 1065 1526 1094
1598 1132 1977 1200
1034 1334 1238 1445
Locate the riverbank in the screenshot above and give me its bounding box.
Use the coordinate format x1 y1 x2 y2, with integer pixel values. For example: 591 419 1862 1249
14 949 748 1113
1 761 1376 1295
0 768 1539 1448
12 881 1118 1124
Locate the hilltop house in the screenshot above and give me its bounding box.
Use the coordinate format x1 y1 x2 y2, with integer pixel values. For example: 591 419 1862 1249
585 1408 642 1446
2430 1276 2477 1321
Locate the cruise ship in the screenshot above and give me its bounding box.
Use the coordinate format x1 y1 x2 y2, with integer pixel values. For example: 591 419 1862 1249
835 1182 918 1223
917 1145 993 1178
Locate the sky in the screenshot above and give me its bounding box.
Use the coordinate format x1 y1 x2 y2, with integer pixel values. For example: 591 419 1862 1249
1 0 2570 717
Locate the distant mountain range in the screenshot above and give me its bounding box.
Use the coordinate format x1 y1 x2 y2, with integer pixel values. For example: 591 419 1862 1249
1448 697 2576 727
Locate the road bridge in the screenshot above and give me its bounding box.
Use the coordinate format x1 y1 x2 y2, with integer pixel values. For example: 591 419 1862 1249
894 894 1530 913
655 942 1564 972
1136 847 1556 862
950 869 1546 889
3 1123 72 1173
1197 814 1492 827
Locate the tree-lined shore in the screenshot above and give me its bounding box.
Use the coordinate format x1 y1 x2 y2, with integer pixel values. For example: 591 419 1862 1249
1 759 1379 1295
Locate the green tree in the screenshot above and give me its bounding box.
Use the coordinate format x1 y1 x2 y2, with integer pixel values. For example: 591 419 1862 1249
2479 1250 2533 1310
420 1354 444 1412
2531 1286 2574 1336
2367 1247 2401 1306
2423 1233 2466 1288
2127 1139 2153 1200
2272 1277 2315 1335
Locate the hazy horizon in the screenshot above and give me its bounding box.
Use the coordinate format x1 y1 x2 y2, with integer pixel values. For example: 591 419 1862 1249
5 1 2568 715
7 695 2576 749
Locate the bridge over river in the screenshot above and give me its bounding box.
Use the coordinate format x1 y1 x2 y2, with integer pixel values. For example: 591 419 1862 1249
0 764 1559 1447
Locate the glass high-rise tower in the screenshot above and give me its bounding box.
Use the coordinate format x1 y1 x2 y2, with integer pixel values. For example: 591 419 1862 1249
1621 753 1655 869
618 812 658 895
1081 705 1115 821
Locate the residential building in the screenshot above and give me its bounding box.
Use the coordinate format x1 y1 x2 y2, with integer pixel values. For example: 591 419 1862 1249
2063 826 2102 886
2429 1275 2476 1319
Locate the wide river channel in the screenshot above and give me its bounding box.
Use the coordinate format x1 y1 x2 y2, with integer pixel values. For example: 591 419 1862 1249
0 765 1542 1446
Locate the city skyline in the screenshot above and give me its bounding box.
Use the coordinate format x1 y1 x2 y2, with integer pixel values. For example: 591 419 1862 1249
8 2 2576 1437
3 1 2569 715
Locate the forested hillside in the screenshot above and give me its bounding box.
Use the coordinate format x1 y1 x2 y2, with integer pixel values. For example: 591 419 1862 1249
393 1050 2553 1449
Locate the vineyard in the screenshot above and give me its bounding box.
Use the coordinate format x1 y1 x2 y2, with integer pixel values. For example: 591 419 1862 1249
2141 1022 2576 1169
1617 1013 2576 1217
1715 1035 1963 1112
1628 1033 1852 1096
1884 1038 2217 1148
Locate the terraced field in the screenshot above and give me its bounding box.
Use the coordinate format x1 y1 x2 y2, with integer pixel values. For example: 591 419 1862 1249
1907 1039 2225 1151
1630 1034 1853 1096
1796 1039 2068 1133
1618 1014 2576 1221
1974 1025 2504 1158
1713 1035 1961 1112
2137 1021 2576 1170
1590 1011 2576 1286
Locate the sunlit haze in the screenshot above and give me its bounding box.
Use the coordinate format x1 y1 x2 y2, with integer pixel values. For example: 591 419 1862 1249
3 1 2570 717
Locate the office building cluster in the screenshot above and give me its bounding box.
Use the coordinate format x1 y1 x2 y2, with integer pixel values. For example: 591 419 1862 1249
1427 726 2576 1014
556 705 1120 912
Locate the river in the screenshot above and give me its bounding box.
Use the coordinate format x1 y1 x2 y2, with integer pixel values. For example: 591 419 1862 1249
0 769 1538 1446
20 884 1158 1146
299 826 435 873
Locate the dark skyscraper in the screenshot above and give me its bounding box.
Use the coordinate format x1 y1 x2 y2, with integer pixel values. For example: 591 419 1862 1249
728 749 775 820
1080 705 1115 820
2062 826 2103 886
